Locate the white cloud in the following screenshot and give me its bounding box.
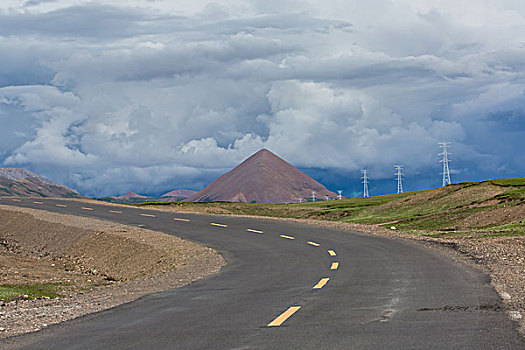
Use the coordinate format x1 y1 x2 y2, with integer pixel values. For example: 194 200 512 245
0 85 79 111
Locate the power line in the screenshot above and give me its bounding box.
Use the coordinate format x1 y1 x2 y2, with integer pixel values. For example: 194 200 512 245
361 170 369 198
439 142 452 186
395 165 404 194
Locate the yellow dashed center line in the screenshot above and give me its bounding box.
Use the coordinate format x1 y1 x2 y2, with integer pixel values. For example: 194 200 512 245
267 306 301 327
313 278 330 289
109 210 122 214
307 241 320 247
210 223 228 228
139 213 156 217
55 204 67 207
328 250 337 257
33 201 43 204
81 207 93 211
174 218 190 222
330 262 339 270
247 228 263 234
279 234 295 240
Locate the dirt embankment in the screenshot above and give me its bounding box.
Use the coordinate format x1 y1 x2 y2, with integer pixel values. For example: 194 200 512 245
0 205 225 338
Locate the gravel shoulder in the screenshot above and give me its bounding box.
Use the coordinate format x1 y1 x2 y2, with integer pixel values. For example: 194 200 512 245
0 205 225 338
140 204 525 334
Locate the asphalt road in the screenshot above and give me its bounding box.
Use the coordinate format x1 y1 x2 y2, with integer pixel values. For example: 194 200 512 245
1 198 524 349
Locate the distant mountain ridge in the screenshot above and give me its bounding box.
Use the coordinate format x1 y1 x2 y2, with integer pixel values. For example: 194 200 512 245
0 168 60 185
113 192 147 200
0 168 81 198
185 149 337 204
162 189 197 198
99 190 196 204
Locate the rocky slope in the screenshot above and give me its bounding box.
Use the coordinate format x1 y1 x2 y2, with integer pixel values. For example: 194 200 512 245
0 168 81 198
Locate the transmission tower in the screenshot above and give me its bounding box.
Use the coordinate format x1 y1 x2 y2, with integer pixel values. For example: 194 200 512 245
337 190 343 200
311 191 316 202
439 142 452 186
361 170 369 198
395 165 404 194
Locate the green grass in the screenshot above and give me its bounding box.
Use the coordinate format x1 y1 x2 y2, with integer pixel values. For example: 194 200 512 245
489 178 525 187
463 220 525 237
496 187 525 201
0 283 64 301
127 201 175 206
382 205 503 231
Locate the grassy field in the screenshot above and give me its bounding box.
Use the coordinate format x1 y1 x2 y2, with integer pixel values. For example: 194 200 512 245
133 178 525 238
0 283 64 302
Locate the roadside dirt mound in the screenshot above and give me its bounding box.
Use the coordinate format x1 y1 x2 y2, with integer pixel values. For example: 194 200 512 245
0 205 225 338
0 206 224 282
69 228 210 281
0 209 91 258
0 250 88 287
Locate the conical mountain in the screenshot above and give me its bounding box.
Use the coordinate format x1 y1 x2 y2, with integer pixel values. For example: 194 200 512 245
185 149 337 204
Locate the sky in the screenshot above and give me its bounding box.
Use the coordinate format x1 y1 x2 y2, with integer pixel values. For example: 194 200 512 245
1 0 525 198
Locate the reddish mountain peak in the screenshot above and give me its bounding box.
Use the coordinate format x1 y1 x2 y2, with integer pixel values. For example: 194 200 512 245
252 148 272 156
185 148 337 204
114 192 147 200
228 148 294 173
242 148 277 162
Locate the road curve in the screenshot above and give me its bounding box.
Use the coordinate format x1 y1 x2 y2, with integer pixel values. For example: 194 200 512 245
0 198 523 349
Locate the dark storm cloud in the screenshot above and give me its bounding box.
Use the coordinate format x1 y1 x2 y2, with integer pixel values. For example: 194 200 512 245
23 0 57 7
200 13 352 35
0 4 184 39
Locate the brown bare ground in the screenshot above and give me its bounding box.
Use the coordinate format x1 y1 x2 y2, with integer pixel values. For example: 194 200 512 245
460 204 525 229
